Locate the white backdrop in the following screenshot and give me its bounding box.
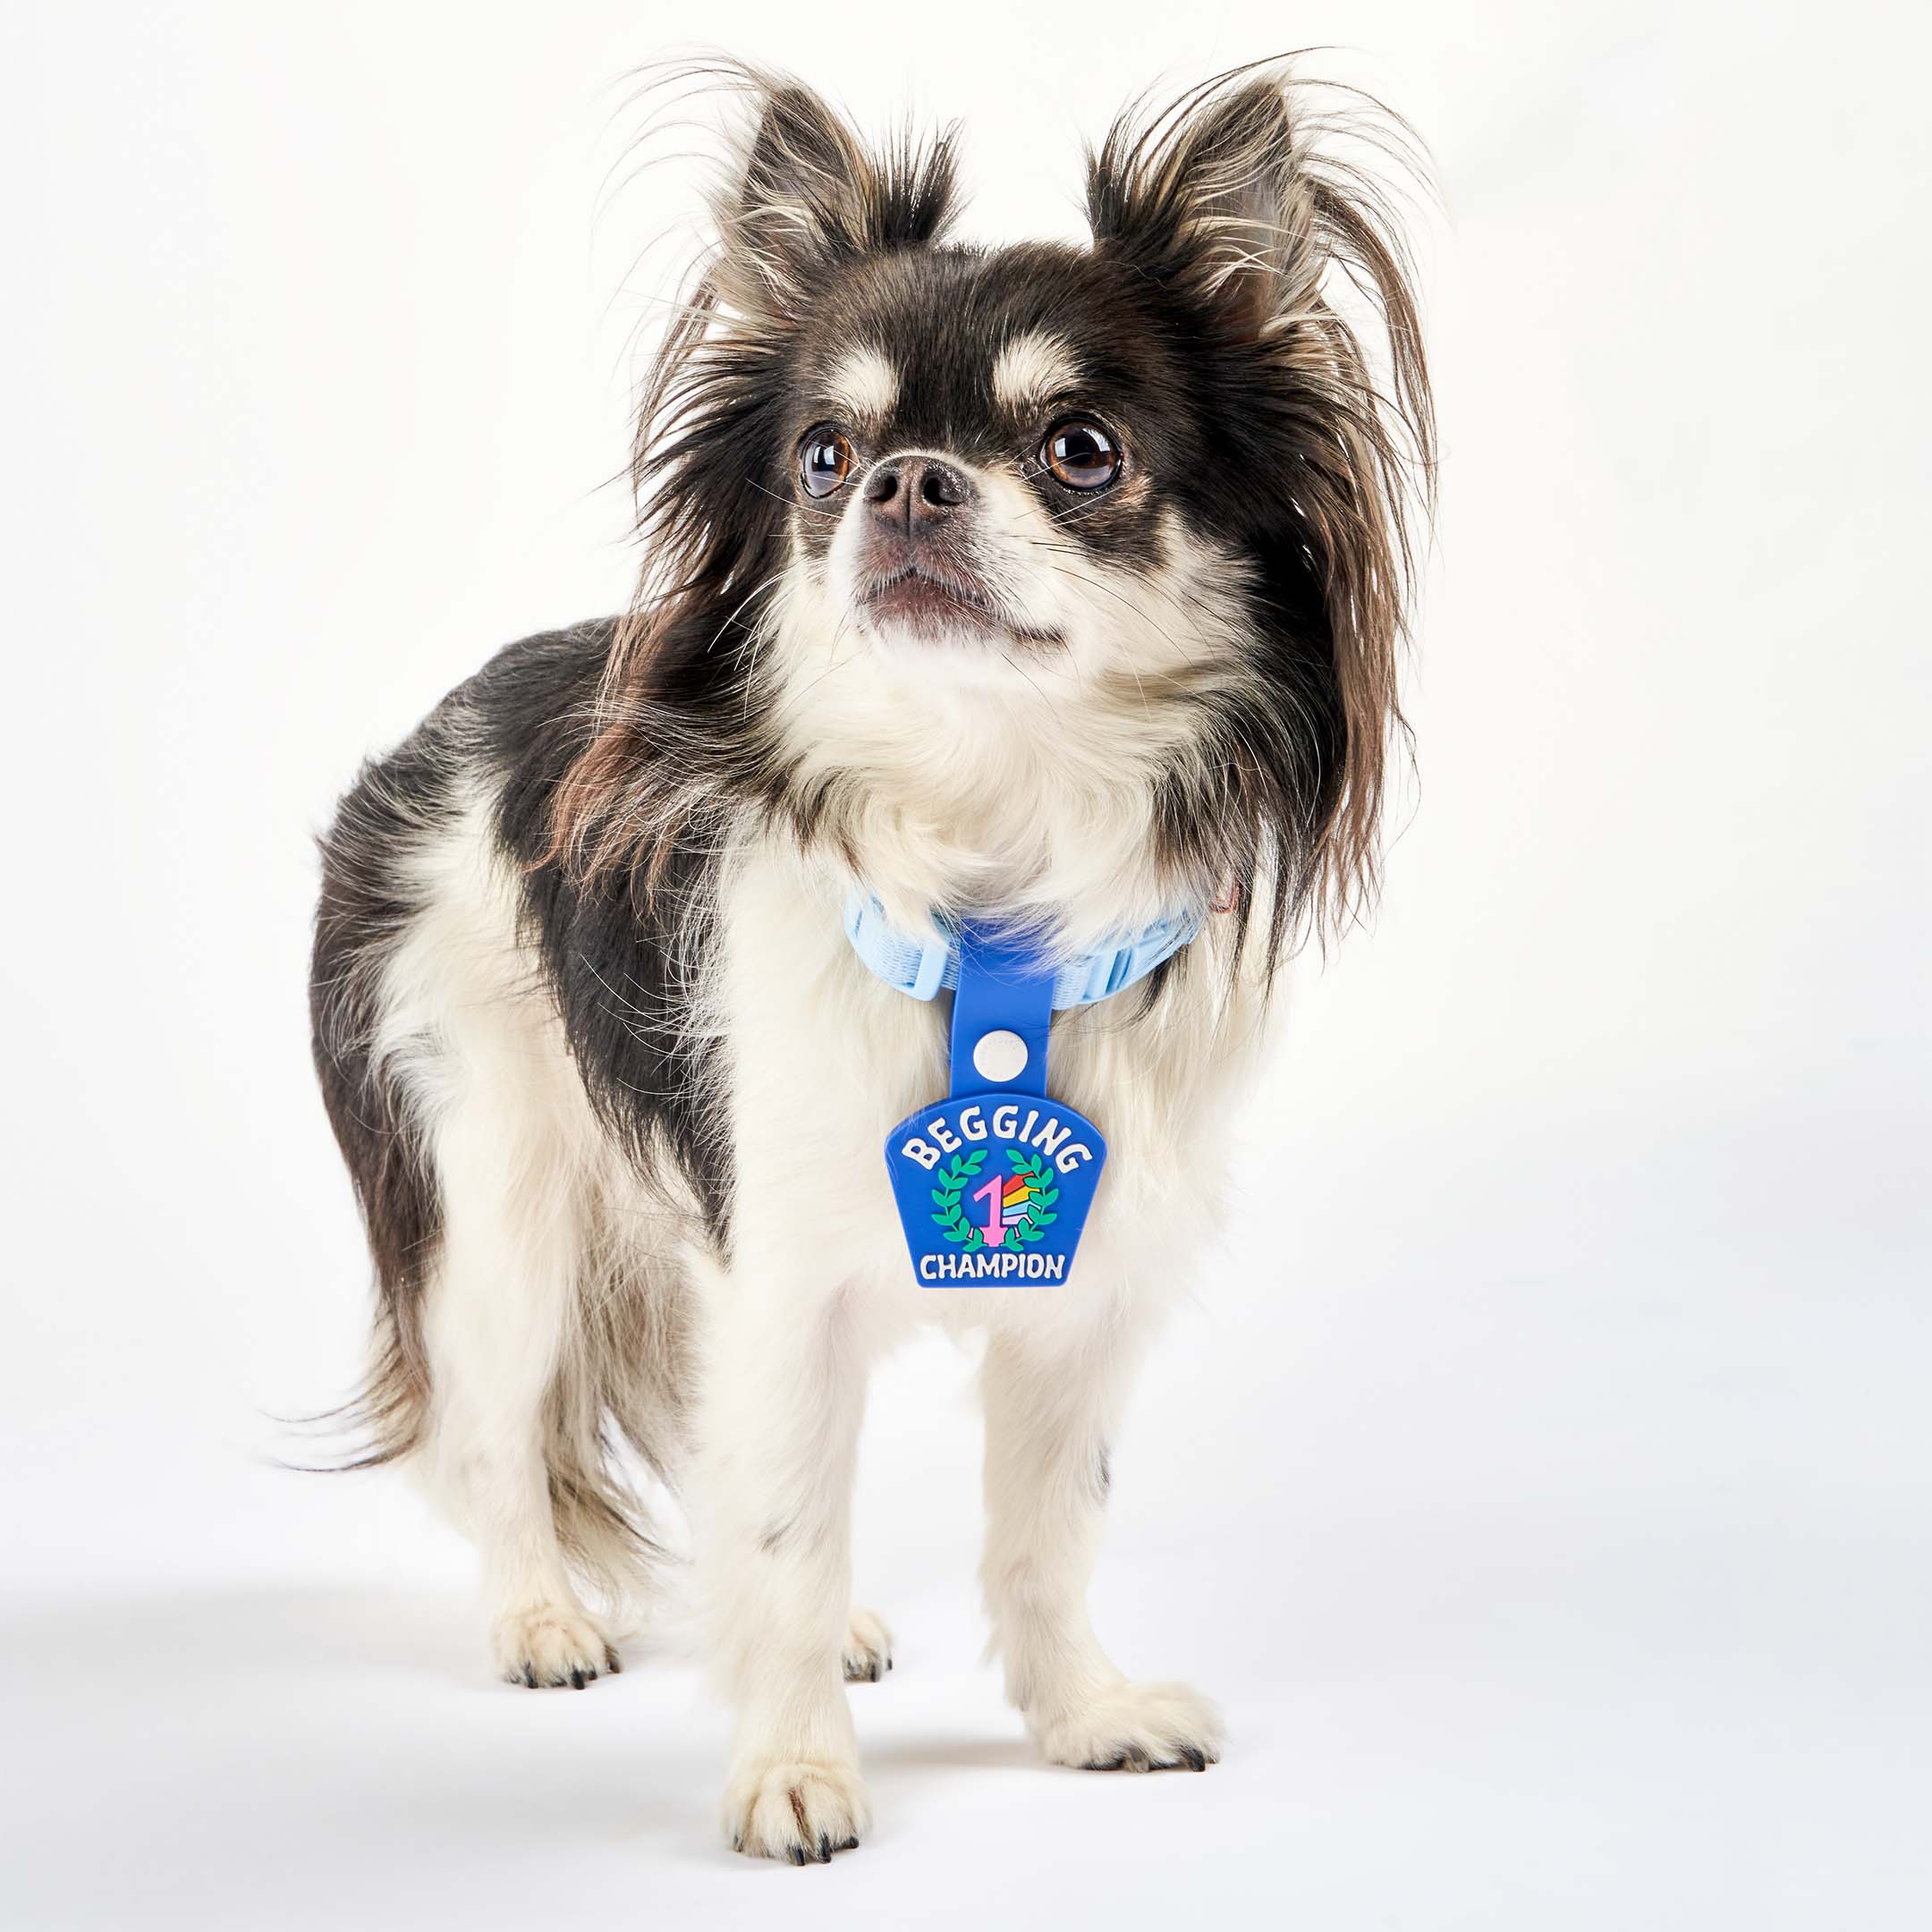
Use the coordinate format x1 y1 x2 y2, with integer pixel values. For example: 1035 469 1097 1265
4 3 1928 1927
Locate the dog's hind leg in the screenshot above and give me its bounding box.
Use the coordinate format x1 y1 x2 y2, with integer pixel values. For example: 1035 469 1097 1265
841 1604 894 1683
377 795 623 1690
418 1079 618 1689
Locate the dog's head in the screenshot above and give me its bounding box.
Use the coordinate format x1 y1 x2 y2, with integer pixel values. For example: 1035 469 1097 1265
562 63 1433 955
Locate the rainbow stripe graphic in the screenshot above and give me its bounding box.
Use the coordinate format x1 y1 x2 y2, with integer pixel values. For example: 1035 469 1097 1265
999 1174 1034 1227
972 1167 1040 1247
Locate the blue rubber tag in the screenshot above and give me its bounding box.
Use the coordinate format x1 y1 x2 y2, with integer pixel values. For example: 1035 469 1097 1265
884 923 1107 1288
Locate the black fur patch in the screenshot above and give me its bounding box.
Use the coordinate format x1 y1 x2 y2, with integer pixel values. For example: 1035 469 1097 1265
480 623 735 1243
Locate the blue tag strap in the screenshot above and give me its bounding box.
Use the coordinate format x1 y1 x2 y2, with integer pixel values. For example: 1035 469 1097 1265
844 893 1203 1012
948 922 1056 1098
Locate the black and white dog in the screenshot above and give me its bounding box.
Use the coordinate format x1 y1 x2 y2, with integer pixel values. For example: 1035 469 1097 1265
310 59 1432 1862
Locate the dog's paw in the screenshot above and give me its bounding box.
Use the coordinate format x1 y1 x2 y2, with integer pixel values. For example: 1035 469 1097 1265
724 1758 871 1864
842 1605 894 1683
1032 1680 1224 1773
491 1605 620 1690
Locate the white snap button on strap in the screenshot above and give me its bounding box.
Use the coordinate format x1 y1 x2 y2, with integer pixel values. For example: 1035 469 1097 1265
971 1029 1028 1082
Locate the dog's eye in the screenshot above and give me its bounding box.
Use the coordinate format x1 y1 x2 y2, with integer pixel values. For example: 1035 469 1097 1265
1042 419 1122 491
799 427 856 498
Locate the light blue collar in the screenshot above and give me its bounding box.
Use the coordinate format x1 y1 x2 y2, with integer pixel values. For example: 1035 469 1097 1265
843 891 1204 1010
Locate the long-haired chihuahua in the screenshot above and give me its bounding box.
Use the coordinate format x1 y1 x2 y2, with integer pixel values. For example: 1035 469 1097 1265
309 56 1433 1861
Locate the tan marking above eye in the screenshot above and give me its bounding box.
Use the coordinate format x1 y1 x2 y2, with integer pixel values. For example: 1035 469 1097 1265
992 330 1082 416
823 347 899 427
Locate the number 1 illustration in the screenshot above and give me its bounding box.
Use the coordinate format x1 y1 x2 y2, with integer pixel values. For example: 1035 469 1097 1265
971 1175 1004 1247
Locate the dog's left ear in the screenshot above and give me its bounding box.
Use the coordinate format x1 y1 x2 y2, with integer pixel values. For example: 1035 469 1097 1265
711 73 960 319
1089 67 1436 942
1086 75 1318 339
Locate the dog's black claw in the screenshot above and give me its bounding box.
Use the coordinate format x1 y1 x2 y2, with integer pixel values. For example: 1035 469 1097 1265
569 1668 586 1690
605 1646 622 1674
818 1834 833 1863
870 1662 882 1683
787 1845 808 1867
1180 1747 1208 1771
840 1836 859 1852
521 1665 538 1689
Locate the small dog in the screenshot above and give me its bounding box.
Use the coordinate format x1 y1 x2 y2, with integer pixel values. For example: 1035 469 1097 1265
310 58 1432 1861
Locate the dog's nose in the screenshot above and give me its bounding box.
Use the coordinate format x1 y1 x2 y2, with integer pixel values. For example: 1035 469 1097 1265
863 454 975 530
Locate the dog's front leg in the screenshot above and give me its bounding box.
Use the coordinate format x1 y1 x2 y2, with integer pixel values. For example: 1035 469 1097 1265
980 1320 1224 1773
698 1262 871 1863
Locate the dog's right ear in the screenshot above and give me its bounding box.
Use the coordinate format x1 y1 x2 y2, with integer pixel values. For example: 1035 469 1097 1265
710 72 960 318
1086 75 1308 342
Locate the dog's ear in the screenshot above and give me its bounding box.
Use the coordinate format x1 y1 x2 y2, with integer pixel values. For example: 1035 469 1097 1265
712 76 960 318
1086 74 1321 340
1090 66 1436 945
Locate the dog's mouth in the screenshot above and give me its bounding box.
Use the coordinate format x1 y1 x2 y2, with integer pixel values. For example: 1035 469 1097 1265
860 564 999 635
859 566 1063 649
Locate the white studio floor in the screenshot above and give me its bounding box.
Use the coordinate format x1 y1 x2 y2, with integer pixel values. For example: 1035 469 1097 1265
6 1107 1926 1932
